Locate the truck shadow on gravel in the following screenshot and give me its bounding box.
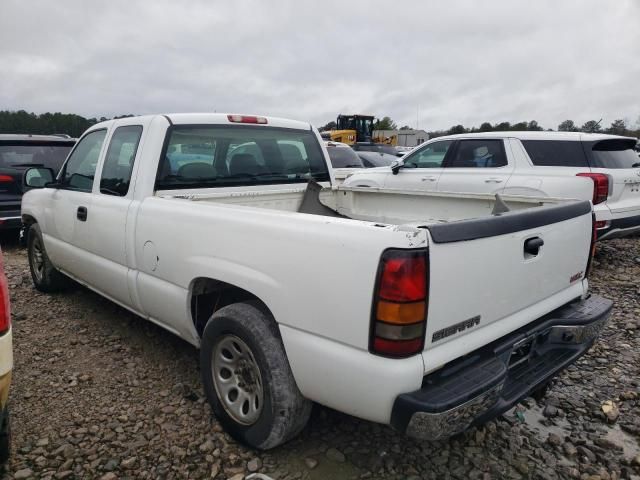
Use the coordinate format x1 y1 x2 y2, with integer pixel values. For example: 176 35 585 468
4 238 640 480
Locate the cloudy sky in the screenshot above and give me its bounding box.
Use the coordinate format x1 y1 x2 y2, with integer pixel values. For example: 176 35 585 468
1 0 639 131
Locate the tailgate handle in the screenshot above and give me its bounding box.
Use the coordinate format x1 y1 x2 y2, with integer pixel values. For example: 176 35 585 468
524 237 544 256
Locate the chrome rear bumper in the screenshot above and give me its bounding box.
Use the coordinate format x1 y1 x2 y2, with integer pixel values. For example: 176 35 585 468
391 295 612 440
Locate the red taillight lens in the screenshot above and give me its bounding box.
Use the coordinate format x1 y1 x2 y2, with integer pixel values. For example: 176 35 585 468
0 251 10 335
227 114 268 124
370 250 428 358
378 255 426 302
0 175 14 183
577 173 609 205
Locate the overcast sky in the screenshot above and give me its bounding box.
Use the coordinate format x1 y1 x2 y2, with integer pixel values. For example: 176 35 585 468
1 0 639 131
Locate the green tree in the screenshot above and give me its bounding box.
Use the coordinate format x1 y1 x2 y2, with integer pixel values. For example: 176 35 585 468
558 120 578 132
527 120 543 131
374 116 397 130
319 121 336 131
478 122 493 132
447 124 466 135
494 122 511 131
512 121 528 131
607 119 627 136
581 120 602 133
399 125 412 130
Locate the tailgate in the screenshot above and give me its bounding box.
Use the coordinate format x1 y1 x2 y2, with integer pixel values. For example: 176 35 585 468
423 201 592 354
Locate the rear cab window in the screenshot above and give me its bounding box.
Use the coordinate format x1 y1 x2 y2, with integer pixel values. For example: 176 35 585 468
522 140 588 167
156 126 329 189
100 125 143 196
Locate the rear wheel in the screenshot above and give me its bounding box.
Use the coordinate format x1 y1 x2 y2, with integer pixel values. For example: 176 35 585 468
200 302 311 449
27 224 70 292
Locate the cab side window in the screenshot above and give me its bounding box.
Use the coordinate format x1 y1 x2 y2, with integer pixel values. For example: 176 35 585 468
60 129 107 192
405 140 453 168
447 140 507 168
100 126 143 196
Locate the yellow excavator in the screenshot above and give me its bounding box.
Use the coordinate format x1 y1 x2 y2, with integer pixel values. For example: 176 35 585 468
323 114 397 146
322 114 397 147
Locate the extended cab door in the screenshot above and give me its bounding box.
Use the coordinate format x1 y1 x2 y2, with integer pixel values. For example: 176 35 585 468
87 123 145 307
383 139 454 191
46 129 107 278
437 138 514 194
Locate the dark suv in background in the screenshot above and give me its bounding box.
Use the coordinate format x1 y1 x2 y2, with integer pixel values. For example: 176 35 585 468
0 135 75 230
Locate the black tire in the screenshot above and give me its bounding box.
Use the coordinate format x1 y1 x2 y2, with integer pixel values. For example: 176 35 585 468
27 223 70 292
0 408 10 464
200 302 311 449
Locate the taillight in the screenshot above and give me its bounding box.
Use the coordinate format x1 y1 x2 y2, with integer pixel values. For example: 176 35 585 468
0 175 14 183
0 250 10 335
585 214 597 277
577 173 609 205
227 114 268 124
370 249 428 358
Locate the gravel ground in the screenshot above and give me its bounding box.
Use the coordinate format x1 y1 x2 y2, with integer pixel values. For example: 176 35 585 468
1 235 639 480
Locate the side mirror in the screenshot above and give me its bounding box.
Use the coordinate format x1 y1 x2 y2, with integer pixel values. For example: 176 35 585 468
24 167 56 189
391 158 405 175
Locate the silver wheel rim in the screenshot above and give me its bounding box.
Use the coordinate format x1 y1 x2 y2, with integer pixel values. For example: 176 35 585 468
212 334 264 425
30 237 45 283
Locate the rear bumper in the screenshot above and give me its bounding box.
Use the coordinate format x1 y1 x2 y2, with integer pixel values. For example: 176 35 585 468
390 294 612 440
597 213 640 240
0 214 21 230
0 203 22 229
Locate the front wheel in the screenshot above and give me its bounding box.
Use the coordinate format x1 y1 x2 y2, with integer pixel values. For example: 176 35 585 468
200 302 311 449
27 223 70 292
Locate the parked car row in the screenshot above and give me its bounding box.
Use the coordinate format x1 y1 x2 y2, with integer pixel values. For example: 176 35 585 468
343 132 640 240
17 113 611 451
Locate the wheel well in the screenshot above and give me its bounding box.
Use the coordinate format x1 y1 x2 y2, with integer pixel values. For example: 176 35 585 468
22 214 36 225
190 278 270 337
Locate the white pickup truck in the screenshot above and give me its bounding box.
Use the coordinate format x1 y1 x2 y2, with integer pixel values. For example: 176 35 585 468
343 132 640 240
21 114 612 449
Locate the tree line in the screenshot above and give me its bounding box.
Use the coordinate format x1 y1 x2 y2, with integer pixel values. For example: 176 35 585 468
0 110 135 138
2 110 639 140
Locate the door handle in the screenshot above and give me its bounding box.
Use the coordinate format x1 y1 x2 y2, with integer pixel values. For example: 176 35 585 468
485 178 504 183
421 176 437 182
77 206 88 222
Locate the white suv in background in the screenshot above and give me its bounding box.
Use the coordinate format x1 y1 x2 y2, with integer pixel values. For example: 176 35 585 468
343 132 640 240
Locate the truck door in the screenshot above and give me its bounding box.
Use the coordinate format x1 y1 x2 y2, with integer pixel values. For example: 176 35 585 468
437 139 514 194
47 129 107 278
88 124 145 307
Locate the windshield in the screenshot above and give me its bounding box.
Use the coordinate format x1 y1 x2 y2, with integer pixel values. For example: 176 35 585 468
0 143 73 171
326 147 363 168
157 125 330 190
588 139 640 169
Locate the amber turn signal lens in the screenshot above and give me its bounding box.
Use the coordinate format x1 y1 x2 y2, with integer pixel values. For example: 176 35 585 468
376 300 425 325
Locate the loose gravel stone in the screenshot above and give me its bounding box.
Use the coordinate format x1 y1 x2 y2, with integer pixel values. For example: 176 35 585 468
326 447 346 462
3 235 640 479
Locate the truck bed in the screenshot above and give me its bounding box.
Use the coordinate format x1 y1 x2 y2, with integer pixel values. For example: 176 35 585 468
157 182 571 227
